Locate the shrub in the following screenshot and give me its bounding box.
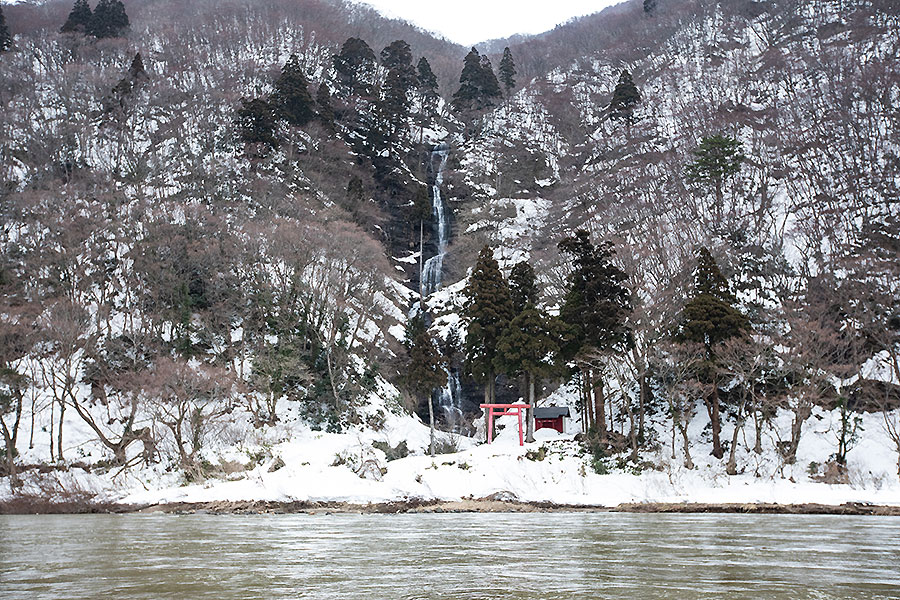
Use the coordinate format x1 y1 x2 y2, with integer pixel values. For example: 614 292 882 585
372 440 409 461
525 446 547 461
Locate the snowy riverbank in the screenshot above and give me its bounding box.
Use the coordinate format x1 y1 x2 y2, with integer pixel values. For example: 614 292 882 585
4 398 900 512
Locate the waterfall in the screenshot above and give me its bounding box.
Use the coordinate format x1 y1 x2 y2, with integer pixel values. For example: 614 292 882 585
421 145 450 296
418 144 466 433
437 370 464 432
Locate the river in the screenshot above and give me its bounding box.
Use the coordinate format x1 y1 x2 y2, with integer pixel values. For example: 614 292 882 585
1 513 898 599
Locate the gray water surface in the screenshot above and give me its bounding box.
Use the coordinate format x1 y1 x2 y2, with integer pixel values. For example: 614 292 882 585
1 513 899 599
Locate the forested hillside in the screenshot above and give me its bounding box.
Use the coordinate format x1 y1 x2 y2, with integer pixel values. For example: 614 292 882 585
446 0 899 480
0 0 898 504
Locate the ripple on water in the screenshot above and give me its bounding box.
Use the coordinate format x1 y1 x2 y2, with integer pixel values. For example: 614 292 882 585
1 513 899 600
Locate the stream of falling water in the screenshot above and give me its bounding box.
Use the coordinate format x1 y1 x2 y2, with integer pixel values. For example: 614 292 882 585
420 144 464 431
421 144 450 296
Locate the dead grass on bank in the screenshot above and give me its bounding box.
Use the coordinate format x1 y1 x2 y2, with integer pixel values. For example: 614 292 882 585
0 470 123 515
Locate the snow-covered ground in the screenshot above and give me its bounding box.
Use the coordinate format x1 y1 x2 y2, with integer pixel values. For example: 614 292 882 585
4 387 899 508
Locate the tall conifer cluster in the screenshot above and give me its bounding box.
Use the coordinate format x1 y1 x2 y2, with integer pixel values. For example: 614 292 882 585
89 0 129 38
416 57 439 116
403 316 447 456
452 48 502 111
463 246 514 406
676 247 749 459
558 230 632 443
272 54 315 127
494 261 561 442
609 69 641 119
459 236 632 444
379 40 416 140
333 37 377 97
60 0 92 34
61 0 129 38
498 47 516 96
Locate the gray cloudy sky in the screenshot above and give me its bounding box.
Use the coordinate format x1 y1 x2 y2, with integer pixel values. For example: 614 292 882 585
354 0 621 46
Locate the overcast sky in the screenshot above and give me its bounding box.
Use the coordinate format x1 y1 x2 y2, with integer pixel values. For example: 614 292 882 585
354 0 622 46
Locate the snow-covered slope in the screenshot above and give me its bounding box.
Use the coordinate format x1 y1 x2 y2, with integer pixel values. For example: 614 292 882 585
1 0 898 507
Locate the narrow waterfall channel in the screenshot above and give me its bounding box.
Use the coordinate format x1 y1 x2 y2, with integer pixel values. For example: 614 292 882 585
421 143 464 431
421 144 450 296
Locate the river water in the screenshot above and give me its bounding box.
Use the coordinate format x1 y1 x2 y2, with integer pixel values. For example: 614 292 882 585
1 513 898 599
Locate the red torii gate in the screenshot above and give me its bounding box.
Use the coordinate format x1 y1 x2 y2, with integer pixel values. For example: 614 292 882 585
480 403 531 446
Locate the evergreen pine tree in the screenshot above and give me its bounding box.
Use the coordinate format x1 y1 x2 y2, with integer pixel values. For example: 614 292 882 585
675 246 749 459
609 69 641 116
415 56 439 137
333 37 376 97
88 0 129 39
452 48 502 111
495 307 562 442
316 82 336 133
236 97 279 155
498 47 516 96
380 40 416 90
403 316 447 456
379 41 416 139
452 48 482 110
643 0 658 14
381 70 412 139
508 260 537 314
463 245 515 407
0 5 11 52
495 259 561 442
128 52 148 81
558 230 632 441
443 324 461 368
559 231 632 356
272 54 315 127
109 52 148 116
416 57 439 107
686 134 745 218
411 184 431 223
60 0 92 35
677 247 749 349
479 55 502 98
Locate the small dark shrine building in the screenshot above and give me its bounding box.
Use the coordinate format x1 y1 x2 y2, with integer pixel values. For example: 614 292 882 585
533 407 570 433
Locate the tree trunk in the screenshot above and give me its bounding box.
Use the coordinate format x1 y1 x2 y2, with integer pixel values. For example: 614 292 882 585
753 408 763 454
714 176 723 221
726 410 743 475
1 420 18 484
427 393 435 457
592 372 607 443
483 383 491 443
49 398 55 462
670 416 677 459
487 372 493 404
626 392 638 463
638 372 647 444
57 398 65 462
706 387 724 459
29 391 36 449
325 347 341 411
525 372 535 443
581 371 592 433
679 417 694 470
2 390 22 480
784 401 810 464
